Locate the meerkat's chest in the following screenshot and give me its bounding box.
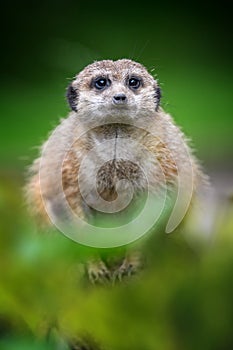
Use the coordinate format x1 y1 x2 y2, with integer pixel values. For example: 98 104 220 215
77 132 164 209
96 158 147 194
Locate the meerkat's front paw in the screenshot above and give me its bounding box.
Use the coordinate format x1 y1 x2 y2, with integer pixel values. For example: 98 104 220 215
86 260 111 285
113 253 143 282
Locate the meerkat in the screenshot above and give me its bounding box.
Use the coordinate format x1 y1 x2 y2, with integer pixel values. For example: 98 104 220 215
26 59 209 283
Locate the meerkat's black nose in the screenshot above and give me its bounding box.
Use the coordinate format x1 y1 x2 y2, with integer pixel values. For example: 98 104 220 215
113 93 127 104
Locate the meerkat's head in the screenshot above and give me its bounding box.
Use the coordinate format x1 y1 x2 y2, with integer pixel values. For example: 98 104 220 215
66 59 161 125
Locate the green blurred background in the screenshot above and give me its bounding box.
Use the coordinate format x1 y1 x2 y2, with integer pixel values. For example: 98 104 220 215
1 0 233 168
1 0 233 349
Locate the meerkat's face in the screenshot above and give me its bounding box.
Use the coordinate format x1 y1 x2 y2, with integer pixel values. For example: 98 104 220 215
67 59 161 125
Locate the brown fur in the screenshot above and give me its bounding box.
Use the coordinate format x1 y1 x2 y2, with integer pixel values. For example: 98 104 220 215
26 59 208 238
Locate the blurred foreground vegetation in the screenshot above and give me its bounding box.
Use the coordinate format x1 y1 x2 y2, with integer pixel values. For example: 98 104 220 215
1 173 233 349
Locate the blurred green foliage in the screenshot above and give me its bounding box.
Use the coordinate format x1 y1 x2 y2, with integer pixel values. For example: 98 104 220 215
1 173 233 349
1 0 233 349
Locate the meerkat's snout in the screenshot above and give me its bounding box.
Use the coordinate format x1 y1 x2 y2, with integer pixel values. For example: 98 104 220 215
112 93 127 105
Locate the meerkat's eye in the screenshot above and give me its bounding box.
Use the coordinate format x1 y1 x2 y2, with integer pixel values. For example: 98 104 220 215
94 77 111 90
128 77 141 90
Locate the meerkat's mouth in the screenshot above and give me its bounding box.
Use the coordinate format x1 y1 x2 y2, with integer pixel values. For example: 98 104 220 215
112 102 129 108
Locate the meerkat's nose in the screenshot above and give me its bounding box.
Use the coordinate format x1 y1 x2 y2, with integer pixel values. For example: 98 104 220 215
113 93 127 105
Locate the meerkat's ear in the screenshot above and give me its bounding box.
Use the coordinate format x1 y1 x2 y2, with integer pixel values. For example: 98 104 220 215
154 86 161 111
66 83 78 112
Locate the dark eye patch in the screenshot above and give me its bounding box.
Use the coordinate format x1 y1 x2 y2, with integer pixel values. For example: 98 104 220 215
128 77 141 89
93 77 111 90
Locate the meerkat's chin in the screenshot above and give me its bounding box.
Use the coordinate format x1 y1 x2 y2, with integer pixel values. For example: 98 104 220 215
100 114 134 124
82 107 136 121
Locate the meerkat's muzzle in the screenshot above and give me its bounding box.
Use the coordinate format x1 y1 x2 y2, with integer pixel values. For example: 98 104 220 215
112 93 127 105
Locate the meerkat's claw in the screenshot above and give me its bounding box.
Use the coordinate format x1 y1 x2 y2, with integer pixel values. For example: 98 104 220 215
87 260 111 285
113 255 143 282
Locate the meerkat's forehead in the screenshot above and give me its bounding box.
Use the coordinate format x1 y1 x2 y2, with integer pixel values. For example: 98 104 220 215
75 59 154 82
